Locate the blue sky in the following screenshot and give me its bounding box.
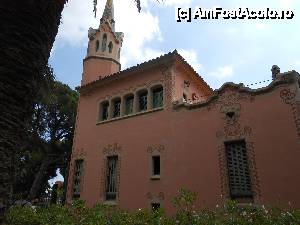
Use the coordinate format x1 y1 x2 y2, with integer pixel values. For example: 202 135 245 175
49 0 300 91
48 0 299 184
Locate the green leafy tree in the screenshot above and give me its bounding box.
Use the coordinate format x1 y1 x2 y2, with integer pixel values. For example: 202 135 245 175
11 66 78 201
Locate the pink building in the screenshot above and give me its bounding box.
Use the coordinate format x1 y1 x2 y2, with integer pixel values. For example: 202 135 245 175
66 0 300 213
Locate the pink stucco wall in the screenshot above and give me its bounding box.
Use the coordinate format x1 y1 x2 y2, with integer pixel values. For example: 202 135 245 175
67 56 300 214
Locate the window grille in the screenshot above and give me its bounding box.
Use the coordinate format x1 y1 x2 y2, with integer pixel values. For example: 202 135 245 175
113 99 121 118
225 140 253 199
101 102 109 120
139 92 147 111
73 160 84 198
153 87 163 108
152 156 160 176
125 96 134 115
106 156 118 201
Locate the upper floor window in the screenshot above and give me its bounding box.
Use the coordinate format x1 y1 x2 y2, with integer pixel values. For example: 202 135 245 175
108 41 113 53
138 90 148 112
225 140 253 200
95 40 99 52
101 101 109 121
106 156 118 201
125 94 134 115
112 98 121 118
152 86 163 108
73 159 84 199
102 33 107 52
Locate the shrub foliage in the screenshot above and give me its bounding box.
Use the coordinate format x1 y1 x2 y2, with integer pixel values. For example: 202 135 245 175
5 189 300 225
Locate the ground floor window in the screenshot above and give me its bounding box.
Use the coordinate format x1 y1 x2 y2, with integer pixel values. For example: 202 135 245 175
152 155 160 176
73 159 84 198
151 202 161 211
106 156 118 201
225 140 252 199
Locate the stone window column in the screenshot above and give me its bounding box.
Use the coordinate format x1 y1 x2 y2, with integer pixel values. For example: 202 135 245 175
133 92 139 113
120 96 125 116
108 99 113 119
147 88 152 110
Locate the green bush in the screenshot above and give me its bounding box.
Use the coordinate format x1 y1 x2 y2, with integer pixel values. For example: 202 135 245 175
5 193 300 225
5 206 40 225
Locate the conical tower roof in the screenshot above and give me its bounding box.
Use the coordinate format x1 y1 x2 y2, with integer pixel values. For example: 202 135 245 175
101 0 115 31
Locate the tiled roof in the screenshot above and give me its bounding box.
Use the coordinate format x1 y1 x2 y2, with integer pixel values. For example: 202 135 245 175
78 50 212 92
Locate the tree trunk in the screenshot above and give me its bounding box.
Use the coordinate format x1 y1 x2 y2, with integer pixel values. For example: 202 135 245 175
0 0 65 209
28 159 51 200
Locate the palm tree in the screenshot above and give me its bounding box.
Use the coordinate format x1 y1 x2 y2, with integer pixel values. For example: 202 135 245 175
0 0 67 210
0 0 141 212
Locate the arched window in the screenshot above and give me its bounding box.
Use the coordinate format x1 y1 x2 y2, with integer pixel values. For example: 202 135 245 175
101 34 107 52
108 41 113 53
152 85 163 108
112 97 121 118
100 101 109 121
124 94 134 115
138 89 148 112
95 40 99 52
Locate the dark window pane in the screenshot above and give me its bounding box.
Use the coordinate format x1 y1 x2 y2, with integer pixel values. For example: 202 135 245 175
113 100 121 118
139 92 147 111
151 203 160 211
106 156 118 201
225 140 252 199
108 41 113 53
153 88 163 108
152 156 160 176
73 160 83 199
95 40 99 52
183 93 187 102
102 102 109 120
125 96 134 115
102 34 107 52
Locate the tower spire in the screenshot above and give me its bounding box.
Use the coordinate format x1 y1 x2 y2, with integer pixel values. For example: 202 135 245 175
101 0 115 31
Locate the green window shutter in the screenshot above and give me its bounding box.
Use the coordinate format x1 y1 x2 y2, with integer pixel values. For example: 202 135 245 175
225 140 252 199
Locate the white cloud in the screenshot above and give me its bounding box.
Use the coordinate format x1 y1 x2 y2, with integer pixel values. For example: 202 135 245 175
115 0 163 67
178 49 202 71
209 65 234 79
56 0 163 69
120 48 164 69
279 0 294 9
57 0 98 46
163 0 193 7
295 60 300 66
50 46 56 58
255 22 267 30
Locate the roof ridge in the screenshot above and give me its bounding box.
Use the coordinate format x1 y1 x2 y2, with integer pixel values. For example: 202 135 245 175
78 50 212 92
